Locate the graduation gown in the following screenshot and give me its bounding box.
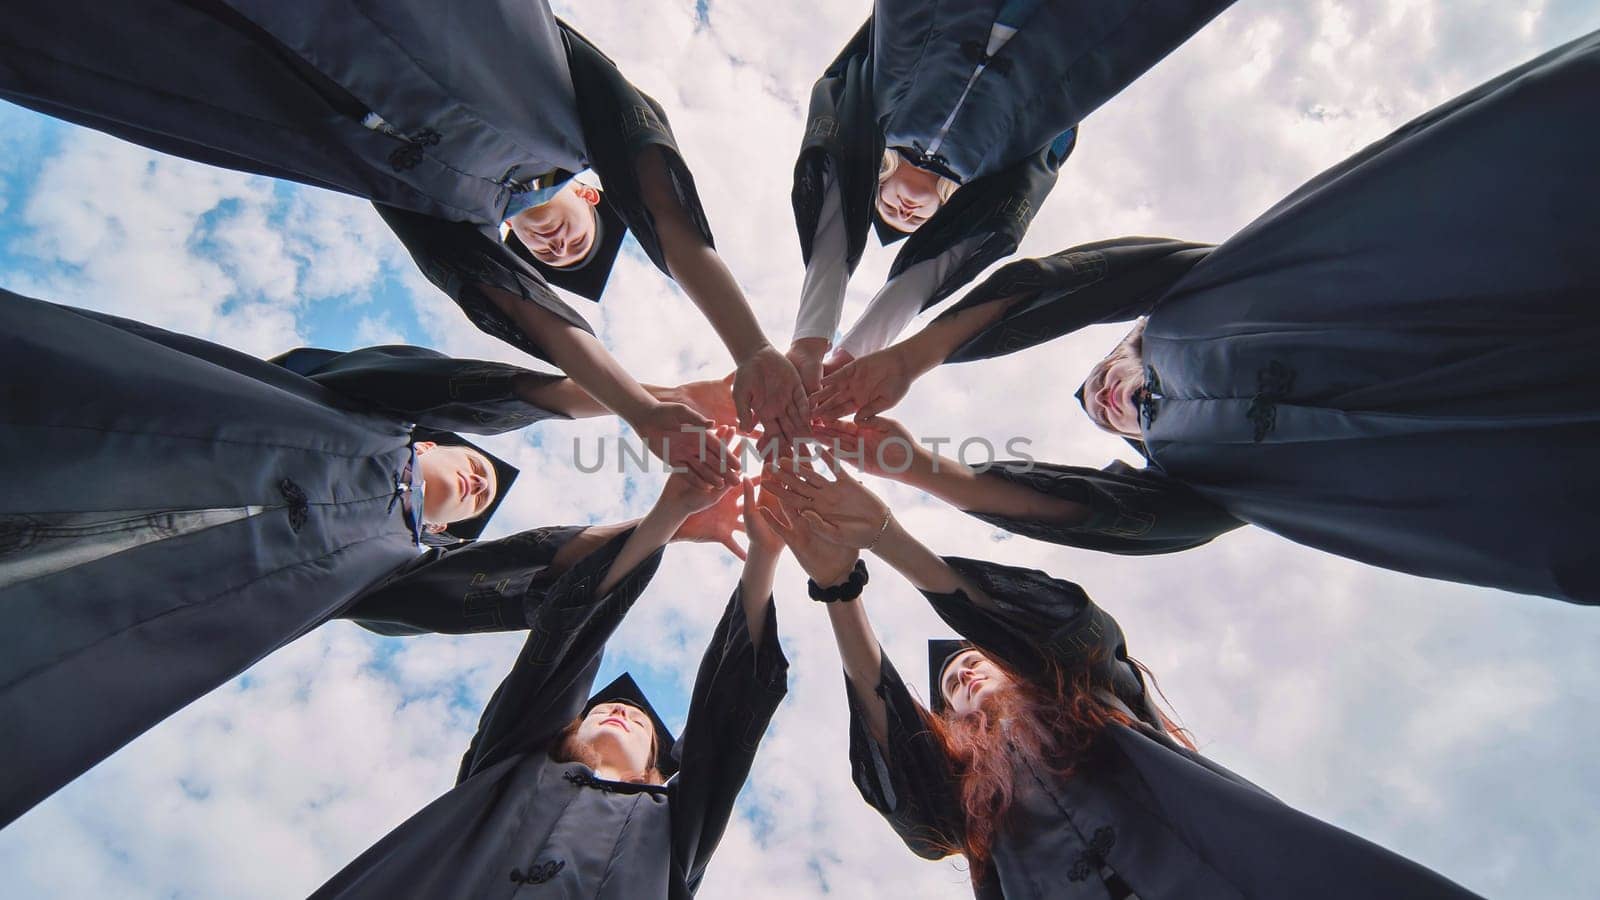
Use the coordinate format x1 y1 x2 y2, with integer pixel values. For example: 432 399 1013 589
311 532 790 899
940 31 1600 604
0 0 716 360
0 290 572 826
791 1 1232 345
847 557 1480 899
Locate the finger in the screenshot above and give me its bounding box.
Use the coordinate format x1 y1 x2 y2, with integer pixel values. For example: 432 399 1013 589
765 465 816 502
684 457 720 489
813 392 858 420
858 395 893 421
759 506 796 539
799 509 845 541
741 477 757 516
722 535 748 561
734 389 756 433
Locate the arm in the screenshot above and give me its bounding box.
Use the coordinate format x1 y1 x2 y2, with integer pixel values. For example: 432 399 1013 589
457 475 724 778
636 148 809 442
811 292 1023 420
339 525 590 636
670 550 789 889
788 172 851 391
833 236 988 360
755 484 963 860
812 417 1091 527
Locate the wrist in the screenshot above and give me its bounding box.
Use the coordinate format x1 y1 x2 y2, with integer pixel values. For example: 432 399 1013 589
789 336 829 357
809 558 867 601
895 333 942 377
731 336 773 364
868 516 915 563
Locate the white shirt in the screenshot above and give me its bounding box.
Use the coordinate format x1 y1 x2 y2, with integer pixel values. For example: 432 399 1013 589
792 171 983 357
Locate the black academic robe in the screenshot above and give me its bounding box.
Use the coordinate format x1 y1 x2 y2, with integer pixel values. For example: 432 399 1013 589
311 533 790 899
792 1 1232 313
0 291 574 826
0 0 716 361
941 31 1600 604
847 557 1481 899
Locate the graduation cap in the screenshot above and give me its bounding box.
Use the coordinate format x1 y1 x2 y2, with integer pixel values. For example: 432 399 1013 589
928 638 978 715
503 192 629 302
582 673 679 777
411 427 520 544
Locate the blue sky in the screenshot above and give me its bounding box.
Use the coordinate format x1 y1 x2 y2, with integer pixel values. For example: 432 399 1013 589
3 3 1600 898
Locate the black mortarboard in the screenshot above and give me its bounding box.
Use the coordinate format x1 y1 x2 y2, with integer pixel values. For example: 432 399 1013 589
411 427 520 544
503 192 629 302
928 638 978 715
582 673 679 777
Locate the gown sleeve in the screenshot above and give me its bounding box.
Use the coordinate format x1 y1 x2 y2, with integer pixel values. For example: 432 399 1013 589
844 653 967 861
669 587 790 891
337 526 590 636
835 235 985 357
271 344 570 434
559 22 716 280
968 460 1244 555
373 203 596 364
920 557 1153 714
792 170 852 343
939 237 1215 363
454 528 665 782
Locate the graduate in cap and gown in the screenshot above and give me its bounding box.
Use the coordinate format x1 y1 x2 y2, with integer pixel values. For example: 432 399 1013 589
786 0 1235 390
0 0 810 466
311 473 789 899
758 452 1481 900
0 289 745 826
810 30 1600 604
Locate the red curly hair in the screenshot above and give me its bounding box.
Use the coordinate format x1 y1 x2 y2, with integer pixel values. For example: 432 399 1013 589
924 654 1192 884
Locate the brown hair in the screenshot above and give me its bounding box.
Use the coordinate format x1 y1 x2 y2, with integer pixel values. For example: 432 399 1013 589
924 654 1192 884
547 711 665 785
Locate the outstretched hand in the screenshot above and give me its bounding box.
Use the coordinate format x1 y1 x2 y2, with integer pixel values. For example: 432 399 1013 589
633 405 741 489
764 448 891 549
787 338 830 395
734 344 811 446
667 373 739 431
810 345 915 421
674 474 748 560
758 484 859 586
811 415 920 479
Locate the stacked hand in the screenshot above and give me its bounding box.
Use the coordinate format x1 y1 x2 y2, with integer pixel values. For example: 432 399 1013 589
810 345 915 421
763 449 892 551
634 410 741 489
733 344 811 447
756 466 860 586
662 373 739 431
674 474 748 560
657 468 738 522
810 415 920 479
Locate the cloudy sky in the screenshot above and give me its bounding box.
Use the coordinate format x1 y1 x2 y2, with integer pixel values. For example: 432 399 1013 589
4 1 1599 897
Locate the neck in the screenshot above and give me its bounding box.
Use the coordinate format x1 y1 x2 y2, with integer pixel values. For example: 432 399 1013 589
592 762 633 782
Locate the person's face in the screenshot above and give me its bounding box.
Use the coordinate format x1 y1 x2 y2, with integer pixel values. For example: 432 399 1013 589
506 181 601 267
575 702 657 777
941 649 1014 717
877 160 945 232
414 441 497 527
1081 351 1146 438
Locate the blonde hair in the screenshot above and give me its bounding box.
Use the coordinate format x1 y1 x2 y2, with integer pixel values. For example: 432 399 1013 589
1081 318 1150 436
